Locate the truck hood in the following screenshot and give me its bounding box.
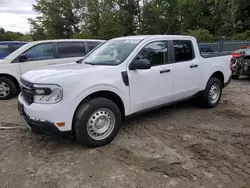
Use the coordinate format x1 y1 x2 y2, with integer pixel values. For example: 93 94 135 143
22 62 111 84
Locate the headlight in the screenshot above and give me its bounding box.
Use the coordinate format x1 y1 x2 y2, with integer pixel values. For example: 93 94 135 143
33 84 63 104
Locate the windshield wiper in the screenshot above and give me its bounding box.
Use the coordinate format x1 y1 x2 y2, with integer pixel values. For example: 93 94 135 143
76 58 83 64
84 62 95 65
76 59 95 65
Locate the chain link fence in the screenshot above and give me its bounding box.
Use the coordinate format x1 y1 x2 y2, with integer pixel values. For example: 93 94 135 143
199 40 250 52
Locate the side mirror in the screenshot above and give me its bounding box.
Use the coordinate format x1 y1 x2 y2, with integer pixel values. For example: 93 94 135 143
19 54 28 62
129 59 151 70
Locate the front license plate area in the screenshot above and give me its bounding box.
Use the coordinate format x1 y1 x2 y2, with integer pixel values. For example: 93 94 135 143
18 102 32 130
18 102 24 116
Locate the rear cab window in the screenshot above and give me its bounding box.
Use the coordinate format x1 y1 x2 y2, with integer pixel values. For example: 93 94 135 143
0 44 9 54
173 40 195 62
57 42 86 58
0 44 10 59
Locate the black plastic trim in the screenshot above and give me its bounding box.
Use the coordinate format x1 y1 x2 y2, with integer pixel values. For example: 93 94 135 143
121 71 129 86
190 64 198 68
18 102 70 135
125 95 195 120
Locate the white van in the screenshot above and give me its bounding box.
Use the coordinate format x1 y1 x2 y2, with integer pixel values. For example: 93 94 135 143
0 39 105 99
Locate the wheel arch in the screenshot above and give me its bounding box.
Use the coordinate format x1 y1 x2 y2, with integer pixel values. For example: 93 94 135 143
209 71 224 87
72 89 126 132
0 73 20 93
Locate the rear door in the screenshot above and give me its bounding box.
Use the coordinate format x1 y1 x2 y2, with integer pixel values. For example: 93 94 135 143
171 40 201 101
19 42 56 75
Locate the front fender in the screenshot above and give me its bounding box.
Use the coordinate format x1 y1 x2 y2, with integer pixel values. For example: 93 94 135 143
73 84 129 115
0 69 20 83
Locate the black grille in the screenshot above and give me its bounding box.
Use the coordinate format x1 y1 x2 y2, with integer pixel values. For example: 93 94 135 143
20 78 34 105
20 78 34 88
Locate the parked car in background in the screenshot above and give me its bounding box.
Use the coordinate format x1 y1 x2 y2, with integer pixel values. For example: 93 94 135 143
0 41 27 59
231 48 250 79
18 35 231 147
0 39 105 99
230 46 250 79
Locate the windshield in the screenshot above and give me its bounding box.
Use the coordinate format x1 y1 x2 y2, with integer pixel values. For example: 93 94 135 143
83 39 142 65
244 48 250 56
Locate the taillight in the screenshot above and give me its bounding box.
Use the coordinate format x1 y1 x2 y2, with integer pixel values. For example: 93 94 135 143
231 53 241 58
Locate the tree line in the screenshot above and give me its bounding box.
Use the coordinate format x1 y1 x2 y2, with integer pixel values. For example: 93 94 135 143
0 28 32 41
1 0 250 42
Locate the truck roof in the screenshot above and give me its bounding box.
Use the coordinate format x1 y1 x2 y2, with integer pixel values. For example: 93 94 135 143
113 35 196 41
28 39 105 45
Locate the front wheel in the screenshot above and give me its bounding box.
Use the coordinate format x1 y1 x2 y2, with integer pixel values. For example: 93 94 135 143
0 77 17 100
198 77 222 108
74 98 122 147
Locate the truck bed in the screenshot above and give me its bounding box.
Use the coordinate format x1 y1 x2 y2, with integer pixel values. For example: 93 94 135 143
201 52 231 58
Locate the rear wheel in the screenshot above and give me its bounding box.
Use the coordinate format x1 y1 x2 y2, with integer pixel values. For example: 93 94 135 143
74 98 122 147
198 77 222 108
0 77 17 100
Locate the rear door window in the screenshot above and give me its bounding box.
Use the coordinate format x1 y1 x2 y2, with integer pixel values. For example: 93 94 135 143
57 42 86 58
87 41 103 51
0 44 9 54
12 44 25 52
173 40 194 62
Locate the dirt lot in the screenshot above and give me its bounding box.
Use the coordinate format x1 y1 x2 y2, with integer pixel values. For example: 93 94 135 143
0 79 250 188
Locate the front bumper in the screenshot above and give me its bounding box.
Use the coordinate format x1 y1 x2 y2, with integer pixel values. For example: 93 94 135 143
18 94 72 135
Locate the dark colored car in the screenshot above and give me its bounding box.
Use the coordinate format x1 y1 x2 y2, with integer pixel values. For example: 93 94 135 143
0 41 28 59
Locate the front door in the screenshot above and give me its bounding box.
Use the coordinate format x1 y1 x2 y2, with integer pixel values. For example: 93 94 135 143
128 41 174 113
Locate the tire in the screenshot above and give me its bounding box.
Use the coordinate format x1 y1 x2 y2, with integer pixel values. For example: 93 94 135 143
232 74 240 79
74 98 122 147
198 77 222 108
0 77 17 100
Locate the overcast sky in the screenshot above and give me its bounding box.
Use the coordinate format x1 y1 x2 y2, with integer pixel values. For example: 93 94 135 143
0 0 37 33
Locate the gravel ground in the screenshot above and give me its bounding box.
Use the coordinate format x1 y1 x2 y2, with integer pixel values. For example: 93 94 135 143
0 79 250 188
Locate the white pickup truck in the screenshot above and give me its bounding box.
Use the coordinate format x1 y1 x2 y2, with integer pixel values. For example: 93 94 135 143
18 35 232 147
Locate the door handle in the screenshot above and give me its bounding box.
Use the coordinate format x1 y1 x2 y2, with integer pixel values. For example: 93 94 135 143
160 69 171 74
190 64 198 68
